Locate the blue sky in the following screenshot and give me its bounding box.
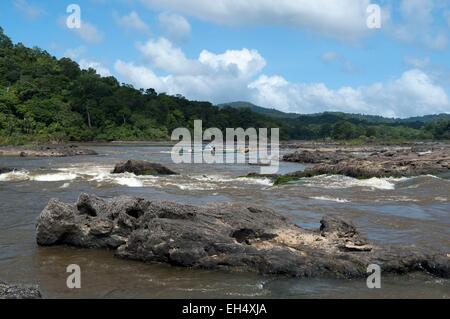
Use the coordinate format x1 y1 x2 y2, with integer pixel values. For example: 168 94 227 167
1 0 450 117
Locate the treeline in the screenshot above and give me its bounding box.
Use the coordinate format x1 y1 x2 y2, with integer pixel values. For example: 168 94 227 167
280 112 450 141
0 27 449 145
0 28 280 144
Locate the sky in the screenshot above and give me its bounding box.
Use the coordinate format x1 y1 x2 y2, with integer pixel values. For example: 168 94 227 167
1 0 450 118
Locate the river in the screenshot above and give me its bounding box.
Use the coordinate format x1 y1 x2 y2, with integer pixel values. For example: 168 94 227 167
0 144 449 298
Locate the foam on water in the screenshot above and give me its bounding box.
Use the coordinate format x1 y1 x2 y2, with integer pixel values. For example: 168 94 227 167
0 171 30 182
299 175 410 190
310 196 350 203
0 171 77 182
113 176 144 187
32 173 78 182
238 177 273 186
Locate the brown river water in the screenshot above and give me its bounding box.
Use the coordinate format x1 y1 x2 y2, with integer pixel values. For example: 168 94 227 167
0 144 449 298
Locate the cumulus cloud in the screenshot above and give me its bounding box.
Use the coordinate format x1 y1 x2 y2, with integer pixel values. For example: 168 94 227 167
79 59 112 77
248 69 450 118
137 37 202 74
115 11 150 33
114 37 449 118
158 12 191 41
136 37 265 78
199 48 266 78
115 38 266 102
141 0 374 41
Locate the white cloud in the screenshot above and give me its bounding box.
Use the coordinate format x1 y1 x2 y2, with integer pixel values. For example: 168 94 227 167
142 0 374 41
14 0 44 19
79 59 112 77
248 69 450 118
199 48 266 78
137 37 202 74
137 37 265 78
158 12 191 41
115 37 449 118
115 60 164 90
115 11 150 33
74 21 104 43
116 38 266 101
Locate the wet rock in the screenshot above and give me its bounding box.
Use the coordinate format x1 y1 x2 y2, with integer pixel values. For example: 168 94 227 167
277 144 450 183
36 194 450 279
0 167 13 174
0 145 97 157
320 216 370 249
0 281 42 299
112 160 178 176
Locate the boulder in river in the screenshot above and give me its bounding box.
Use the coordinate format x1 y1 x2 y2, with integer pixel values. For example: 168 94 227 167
0 167 13 174
36 193 450 279
0 281 42 299
112 160 178 176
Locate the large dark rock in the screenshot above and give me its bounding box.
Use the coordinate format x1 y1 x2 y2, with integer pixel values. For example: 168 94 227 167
0 281 42 299
36 194 450 279
112 160 178 176
0 167 13 174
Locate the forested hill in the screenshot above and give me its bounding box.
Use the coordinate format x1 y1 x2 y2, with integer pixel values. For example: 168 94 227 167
0 27 449 144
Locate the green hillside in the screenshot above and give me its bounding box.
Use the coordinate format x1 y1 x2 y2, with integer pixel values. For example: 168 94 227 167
0 27 449 145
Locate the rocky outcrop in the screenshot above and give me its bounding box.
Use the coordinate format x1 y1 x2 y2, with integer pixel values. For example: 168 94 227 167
36 194 450 279
0 145 97 157
283 150 348 164
0 281 42 299
278 145 450 183
112 160 178 176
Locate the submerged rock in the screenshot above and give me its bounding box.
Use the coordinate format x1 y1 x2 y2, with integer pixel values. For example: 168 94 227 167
112 160 178 176
36 193 450 279
0 281 42 299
